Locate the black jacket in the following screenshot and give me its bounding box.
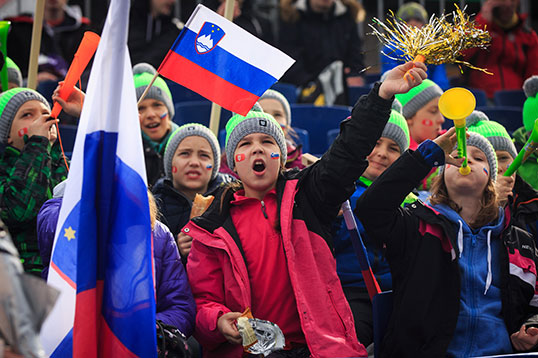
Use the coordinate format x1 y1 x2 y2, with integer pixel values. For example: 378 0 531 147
356 149 538 357
278 0 364 86
512 174 538 240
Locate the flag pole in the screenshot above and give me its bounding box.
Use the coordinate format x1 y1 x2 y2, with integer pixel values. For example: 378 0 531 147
27 0 45 89
137 71 160 106
208 0 235 136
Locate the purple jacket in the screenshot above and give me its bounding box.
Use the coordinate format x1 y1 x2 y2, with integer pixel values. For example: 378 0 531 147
36 197 196 336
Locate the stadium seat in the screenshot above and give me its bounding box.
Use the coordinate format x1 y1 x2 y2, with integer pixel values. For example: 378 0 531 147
348 86 372 106
173 101 232 133
165 79 208 104
290 104 351 156
493 89 526 108
476 106 523 135
58 124 78 158
292 127 310 154
270 82 298 104
468 88 488 108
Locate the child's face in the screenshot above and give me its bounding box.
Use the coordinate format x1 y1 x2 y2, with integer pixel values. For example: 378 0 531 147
445 146 490 195
363 137 401 181
138 98 171 142
171 136 214 195
496 150 513 176
407 97 444 144
259 98 288 135
9 100 53 151
234 133 281 200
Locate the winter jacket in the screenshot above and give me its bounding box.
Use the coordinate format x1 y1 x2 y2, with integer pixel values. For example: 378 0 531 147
511 174 538 241
0 137 68 274
36 197 196 336
355 148 538 357
463 13 538 98
143 123 178 188
5 5 90 78
152 172 234 238
513 126 538 190
185 83 393 357
278 0 364 87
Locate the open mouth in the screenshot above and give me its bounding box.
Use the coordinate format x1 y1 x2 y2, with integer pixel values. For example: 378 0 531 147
253 159 266 173
146 122 160 129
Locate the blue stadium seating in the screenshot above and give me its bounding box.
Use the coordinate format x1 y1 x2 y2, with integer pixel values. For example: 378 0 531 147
173 101 232 133
270 82 298 104
494 89 526 108
476 106 523 135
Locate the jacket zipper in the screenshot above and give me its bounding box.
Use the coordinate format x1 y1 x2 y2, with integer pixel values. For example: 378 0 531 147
261 200 268 219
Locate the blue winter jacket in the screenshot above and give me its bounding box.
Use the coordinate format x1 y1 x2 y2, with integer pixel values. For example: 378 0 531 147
36 197 196 336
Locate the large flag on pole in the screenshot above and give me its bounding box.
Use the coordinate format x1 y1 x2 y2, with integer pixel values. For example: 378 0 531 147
40 0 157 356
158 4 295 116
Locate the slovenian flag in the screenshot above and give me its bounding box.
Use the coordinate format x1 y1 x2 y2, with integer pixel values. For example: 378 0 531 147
158 4 295 115
40 0 157 356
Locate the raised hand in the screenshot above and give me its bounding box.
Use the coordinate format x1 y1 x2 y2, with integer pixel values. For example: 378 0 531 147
378 61 428 100
52 82 85 118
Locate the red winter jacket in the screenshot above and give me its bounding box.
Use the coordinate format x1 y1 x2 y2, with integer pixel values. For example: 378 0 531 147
464 13 538 98
185 84 394 357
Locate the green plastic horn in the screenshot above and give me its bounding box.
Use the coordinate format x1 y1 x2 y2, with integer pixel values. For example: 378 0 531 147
504 118 538 177
0 21 11 92
438 87 476 175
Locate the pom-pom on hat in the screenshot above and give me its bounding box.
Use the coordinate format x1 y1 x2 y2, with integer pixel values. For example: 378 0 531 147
133 63 175 119
466 110 517 159
523 76 538 132
395 79 443 119
6 57 23 88
225 111 287 170
259 89 291 126
0 88 50 144
382 109 410 153
163 123 221 181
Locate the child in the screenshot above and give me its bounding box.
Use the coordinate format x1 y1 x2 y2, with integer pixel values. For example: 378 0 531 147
355 128 538 356
6 57 23 90
513 75 538 189
36 184 196 337
333 105 415 347
0 88 67 275
466 110 538 240
184 61 428 357
133 62 178 187
259 89 304 169
152 123 233 261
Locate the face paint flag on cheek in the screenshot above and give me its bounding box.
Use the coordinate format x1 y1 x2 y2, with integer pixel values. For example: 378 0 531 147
172 166 178 173
422 119 433 127
160 112 168 120
235 153 245 162
483 167 488 176
206 164 213 170
18 128 28 137
270 152 280 159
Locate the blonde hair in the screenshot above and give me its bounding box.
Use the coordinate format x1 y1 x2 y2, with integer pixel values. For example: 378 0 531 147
148 190 159 229
429 172 498 229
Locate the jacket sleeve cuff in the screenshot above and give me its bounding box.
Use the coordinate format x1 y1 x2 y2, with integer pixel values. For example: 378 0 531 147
416 139 445 167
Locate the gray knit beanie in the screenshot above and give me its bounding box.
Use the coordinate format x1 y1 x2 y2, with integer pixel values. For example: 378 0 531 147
260 89 291 126
6 57 23 88
0 88 50 144
133 63 175 119
466 110 518 159
382 109 410 153
163 123 221 180
225 110 287 170
395 79 443 119
440 132 498 182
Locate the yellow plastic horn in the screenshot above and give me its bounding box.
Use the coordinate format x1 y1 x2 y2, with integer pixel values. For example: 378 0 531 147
0 21 11 92
438 87 476 175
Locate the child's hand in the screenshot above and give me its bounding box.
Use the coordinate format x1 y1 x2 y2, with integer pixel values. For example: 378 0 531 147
495 175 515 206
52 82 85 118
217 312 242 345
27 114 59 143
433 127 466 167
176 232 193 257
378 61 427 100
511 324 538 351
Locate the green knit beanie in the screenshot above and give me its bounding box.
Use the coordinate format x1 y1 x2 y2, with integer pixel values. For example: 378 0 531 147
397 2 428 24
0 88 50 144
382 109 410 153
466 110 517 159
225 110 286 170
395 79 443 119
523 76 538 132
133 63 175 119
6 57 22 88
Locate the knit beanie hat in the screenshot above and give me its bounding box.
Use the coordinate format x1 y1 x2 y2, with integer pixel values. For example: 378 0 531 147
395 79 443 119
260 89 291 126
382 109 410 153
397 2 428 24
522 76 538 132
0 88 50 144
466 110 517 159
392 98 403 113
163 123 221 180
133 63 175 119
225 110 287 170
6 57 23 88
